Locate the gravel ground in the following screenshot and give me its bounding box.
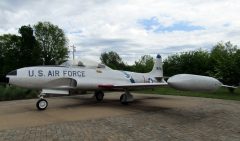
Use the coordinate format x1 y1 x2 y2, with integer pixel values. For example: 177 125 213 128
0 93 239 141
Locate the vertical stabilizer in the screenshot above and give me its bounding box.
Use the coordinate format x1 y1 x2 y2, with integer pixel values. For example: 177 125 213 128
149 54 163 78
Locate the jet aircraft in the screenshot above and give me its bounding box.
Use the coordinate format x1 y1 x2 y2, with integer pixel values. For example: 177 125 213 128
5 54 235 110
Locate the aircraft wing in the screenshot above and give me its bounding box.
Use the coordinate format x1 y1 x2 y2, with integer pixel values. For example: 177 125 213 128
98 82 168 89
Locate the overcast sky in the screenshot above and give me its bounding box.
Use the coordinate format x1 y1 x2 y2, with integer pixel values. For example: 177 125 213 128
1 0 240 64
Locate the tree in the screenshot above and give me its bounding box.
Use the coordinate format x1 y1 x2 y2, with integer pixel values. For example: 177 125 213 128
209 42 240 85
18 25 41 67
100 51 126 70
0 34 21 76
133 55 154 73
0 22 69 77
100 52 154 72
0 36 5 75
163 50 210 76
162 54 181 76
34 22 68 65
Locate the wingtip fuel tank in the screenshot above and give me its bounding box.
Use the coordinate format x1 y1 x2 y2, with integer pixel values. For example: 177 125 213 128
167 74 223 92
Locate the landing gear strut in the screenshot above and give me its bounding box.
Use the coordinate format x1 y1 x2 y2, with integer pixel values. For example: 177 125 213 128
36 93 48 110
120 90 133 105
95 91 104 102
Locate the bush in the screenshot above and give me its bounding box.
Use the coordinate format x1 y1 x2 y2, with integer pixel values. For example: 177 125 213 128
0 85 38 101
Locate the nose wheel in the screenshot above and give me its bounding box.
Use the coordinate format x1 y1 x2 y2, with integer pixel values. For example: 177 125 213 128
36 99 48 110
36 93 48 110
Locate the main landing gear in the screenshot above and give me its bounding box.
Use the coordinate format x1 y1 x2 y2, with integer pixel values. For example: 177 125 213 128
36 93 48 110
120 90 133 105
95 90 104 102
94 90 134 105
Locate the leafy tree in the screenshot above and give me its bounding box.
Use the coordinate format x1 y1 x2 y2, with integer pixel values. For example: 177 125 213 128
162 54 179 77
18 25 41 67
0 25 42 77
133 55 154 73
100 51 126 70
0 34 21 76
34 22 68 65
163 50 210 76
0 22 69 77
0 36 5 75
209 42 240 85
180 50 210 75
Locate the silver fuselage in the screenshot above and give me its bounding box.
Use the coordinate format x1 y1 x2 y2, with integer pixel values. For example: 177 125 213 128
7 66 156 90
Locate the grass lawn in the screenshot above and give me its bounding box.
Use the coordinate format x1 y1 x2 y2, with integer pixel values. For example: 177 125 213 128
139 87 240 101
0 85 240 101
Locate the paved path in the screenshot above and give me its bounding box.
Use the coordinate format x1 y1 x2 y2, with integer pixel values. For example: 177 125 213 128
0 93 239 141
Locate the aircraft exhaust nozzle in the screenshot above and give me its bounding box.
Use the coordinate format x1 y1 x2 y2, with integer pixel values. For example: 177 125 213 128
167 74 222 92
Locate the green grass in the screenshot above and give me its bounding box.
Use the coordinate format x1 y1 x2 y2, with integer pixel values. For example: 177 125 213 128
0 85 240 101
0 85 38 101
139 87 240 101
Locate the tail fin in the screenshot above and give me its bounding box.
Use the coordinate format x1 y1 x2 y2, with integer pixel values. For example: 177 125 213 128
149 54 163 78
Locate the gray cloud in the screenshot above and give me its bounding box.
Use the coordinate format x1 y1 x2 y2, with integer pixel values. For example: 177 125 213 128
78 38 135 47
0 0 240 64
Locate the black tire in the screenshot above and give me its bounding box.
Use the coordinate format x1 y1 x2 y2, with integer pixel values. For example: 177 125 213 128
95 91 104 102
36 99 48 110
120 94 128 105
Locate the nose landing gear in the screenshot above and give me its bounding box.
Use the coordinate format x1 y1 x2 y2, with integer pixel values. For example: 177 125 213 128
36 93 48 110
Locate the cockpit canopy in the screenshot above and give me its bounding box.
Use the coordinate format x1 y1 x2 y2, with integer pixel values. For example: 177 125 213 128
60 59 110 69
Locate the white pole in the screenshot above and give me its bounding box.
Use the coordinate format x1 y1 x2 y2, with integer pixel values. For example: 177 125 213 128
70 45 76 60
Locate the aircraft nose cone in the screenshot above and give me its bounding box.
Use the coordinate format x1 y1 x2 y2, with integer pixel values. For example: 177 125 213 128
5 70 17 85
